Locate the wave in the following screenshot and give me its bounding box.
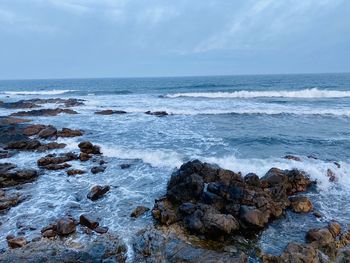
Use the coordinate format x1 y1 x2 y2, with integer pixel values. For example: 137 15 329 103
2 90 75 95
165 88 350 99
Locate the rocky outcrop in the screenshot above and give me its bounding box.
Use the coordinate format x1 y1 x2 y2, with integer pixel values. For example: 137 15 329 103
0 98 84 109
0 163 39 187
152 160 313 240
95 110 127 115
11 108 78 117
38 126 57 139
6 140 66 151
22 125 83 138
78 141 101 155
37 152 78 170
6 236 27 249
22 124 48 136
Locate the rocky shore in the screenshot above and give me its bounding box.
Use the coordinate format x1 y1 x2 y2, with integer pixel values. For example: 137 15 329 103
0 97 349 262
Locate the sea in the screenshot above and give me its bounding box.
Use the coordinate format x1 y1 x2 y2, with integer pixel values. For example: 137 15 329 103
0 73 350 260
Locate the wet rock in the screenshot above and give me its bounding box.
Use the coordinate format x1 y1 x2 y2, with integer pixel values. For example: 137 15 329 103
0 116 31 125
42 229 56 238
67 169 85 176
87 185 110 201
239 205 268 228
38 126 57 139
43 163 71 170
283 155 301 161
6 139 41 150
327 168 337 182
56 217 76 236
94 226 109 234
244 173 260 187
328 221 341 238
0 163 39 187
120 163 131 169
0 193 22 211
0 100 38 109
0 149 13 159
36 142 66 152
145 111 168 117
95 109 127 115
57 128 83 138
78 141 101 155
131 206 150 218
289 196 313 213
79 152 91 161
152 198 179 225
306 227 334 245
79 214 99 229
11 108 78 117
313 211 322 218
0 233 127 262
91 166 106 174
23 124 47 136
133 228 247 263
37 152 78 168
7 236 27 249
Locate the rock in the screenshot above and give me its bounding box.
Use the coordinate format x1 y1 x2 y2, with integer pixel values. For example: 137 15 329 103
37 152 78 167
95 110 127 115
0 163 39 187
79 152 91 161
289 196 313 213
94 226 109 234
0 193 22 211
42 229 57 238
145 111 168 117
79 214 99 229
56 217 76 236
0 100 38 109
11 108 78 117
36 142 66 152
0 149 13 159
133 228 247 263
327 168 337 182
120 163 131 169
0 117 31 125
87 185 110 201
91 166 106 174
23 124 47 136
244 173 260 187
6 140 42 150
328 221 341 238
38 126 57 139
43 163 71 170
239 205 268 228
152 198 179 225
283 155 301 161
78 141 101 155
7 236 27 249
67 169 86 176
306 227 334 245
131 206 150 218
57 128 83 138
313 211 322 218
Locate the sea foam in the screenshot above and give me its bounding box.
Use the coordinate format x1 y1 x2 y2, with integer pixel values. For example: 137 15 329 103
165 88 350 99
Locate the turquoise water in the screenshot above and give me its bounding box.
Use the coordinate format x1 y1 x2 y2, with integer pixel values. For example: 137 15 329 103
0 73 350 257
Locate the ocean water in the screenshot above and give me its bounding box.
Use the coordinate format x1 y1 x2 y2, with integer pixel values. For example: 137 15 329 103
0 73 350 259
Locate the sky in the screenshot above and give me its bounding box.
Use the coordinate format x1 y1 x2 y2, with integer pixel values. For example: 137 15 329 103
0 0 349 79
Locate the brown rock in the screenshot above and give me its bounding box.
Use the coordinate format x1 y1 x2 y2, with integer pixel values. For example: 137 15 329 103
78 141 101 155
11 108 78 117
306 228 334 245
42 229 56 238
87 185 110 201
79 152 91 161
38 126 57 139
56 218 76 236
94 226 109 234
289 196 313 213
23 124 47 136
283 155 301 161
57 128 83 138
7 236 27 249
67 169 86 176
79 214 99 229
327 168 337 182
91 166 106 174
131 206 150 218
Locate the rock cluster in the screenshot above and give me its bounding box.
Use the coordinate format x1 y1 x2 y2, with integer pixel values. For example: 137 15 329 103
152 160 313 239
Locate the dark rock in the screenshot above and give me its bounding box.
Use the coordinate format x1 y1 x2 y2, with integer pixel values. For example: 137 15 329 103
78 141 101 155
36 142 66 152
283 155 301 161
37 152 78 167
95 110 127 115
91 166 106 174
289 196 313 213
0 193 22 211
131 206 150 218
79 214 99 229
38 126 57 139
313 211 322 218
6 140 42 150
7 236 27 249
56 217 76 236
11 108 78 117
239 205 268 228
67 169 86 176
0 163 39 187
87 185 110 201
94 226 109 234
327 168 337 182
43 163 71 170
152 198 179 225
306 228 334 245
23 124 47 136
79 152 91 161
145 111 168 117
120 163 131 169
244 173 260 187
57 128 83 138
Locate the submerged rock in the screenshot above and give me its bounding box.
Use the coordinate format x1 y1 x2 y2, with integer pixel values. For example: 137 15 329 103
37 152 78 168
145 111 168 117
95 109 127 115
131 206 150 218
87 185 110 201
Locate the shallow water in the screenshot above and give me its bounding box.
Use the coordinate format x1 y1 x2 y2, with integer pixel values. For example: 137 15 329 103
0 73 350 259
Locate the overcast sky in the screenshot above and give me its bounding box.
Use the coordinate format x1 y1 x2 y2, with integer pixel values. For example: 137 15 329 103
0 0 349 79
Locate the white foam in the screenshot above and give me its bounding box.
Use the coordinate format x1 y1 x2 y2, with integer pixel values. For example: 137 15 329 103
102 146 184 168
166 88 350 99
2 90 75 95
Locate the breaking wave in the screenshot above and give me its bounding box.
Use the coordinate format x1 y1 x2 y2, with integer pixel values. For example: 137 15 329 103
2 90 75 95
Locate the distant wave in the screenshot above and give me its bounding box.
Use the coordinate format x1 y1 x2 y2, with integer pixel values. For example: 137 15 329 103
2 89 75 95
165 88 350 99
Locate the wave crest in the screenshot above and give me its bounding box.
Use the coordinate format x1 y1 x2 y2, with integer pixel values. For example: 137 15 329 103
2 90 75 95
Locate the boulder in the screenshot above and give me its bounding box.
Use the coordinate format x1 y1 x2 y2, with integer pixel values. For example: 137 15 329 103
38 126 57 139
87 185 110 201
79 214 99 229
78 141 101 155
67 169 86 176
0 163 39 187
289 196 313 213
91 166 106 174
79 152 91 161
23 124 47 136
57 128 83 138
37 152 78 167
131 206 150 218
7 236 27 249
56 217 76 236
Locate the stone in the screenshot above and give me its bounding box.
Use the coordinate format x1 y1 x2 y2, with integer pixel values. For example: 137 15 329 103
283 155 301 161
7 236 27 249
95 110 127 115
145 111 168 116
79 152 91 161
91 166 106 174
56 218 76 236
131 206 150 218
87 185 110 201
11 108 78 117
38 126 57 139
327 168 337 182
78 141 101 155
23 124 47 136
120 164 131 169
289 196 313 213
94 226 109 234
79 214 99 229
57 128 83 138
67 169 86 176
